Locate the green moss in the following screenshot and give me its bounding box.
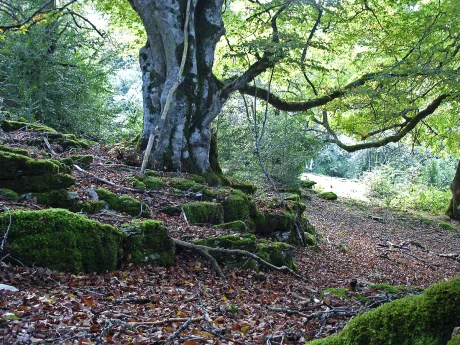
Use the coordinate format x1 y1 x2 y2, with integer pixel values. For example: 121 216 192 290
161 205 182 216
304 232 317 247
27 189 77 208
0 145 29 156
370 284 407 294
212 220 247 233
318 191 338 200
439 221 456 231
1 120 57 133
300 179 317 189
121 220 175 267
144 170 161 177
195 233 257 252
182 202 224 225
0 151 59 179
286 194 301 202
70 200 106 214
142 176 165 190
306 276 460 345
2 209 122 272
256 241 296 269
67 155 93 169
1 189 18 201
170 177 203 192
448 334 460 345
257 211 296 236
95 188 148 217
230 180 258 195
322 287 349 298
2 174 75 193
189 174 207 184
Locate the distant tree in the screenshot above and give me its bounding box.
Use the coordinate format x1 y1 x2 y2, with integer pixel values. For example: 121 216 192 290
0 0 114 138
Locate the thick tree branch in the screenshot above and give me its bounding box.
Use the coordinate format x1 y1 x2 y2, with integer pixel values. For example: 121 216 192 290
320 93 451 152
240 72 378 111
0 0 77 32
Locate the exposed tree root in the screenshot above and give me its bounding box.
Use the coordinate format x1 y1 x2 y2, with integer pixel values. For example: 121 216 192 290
173 239 318 293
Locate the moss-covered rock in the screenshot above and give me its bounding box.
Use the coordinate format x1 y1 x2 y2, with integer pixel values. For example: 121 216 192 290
1 120 57 133
24 189 78 208
286 194 301 202
161 205 182 216
0 144 29 156
121 220 175 267
318 191 338 200
195 234 296 270
257 240 296 269
95 188 149 217
304 232 317 247
195 233 258 252
212 220 248 233
306 276 460 345
255 211 296 237
64 155 93 169
230 180 258 195
300 179 317 189
182 202 224 225
1 174 75 193
0 151 59 179
129 175 165 191
70 200 106 214
1 209 122 272
170 177 204 192
2 189 19 201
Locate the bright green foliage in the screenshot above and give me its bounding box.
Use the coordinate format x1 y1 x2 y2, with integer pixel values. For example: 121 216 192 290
218 109 322 188
448 334 460 345
182 202 224 225
95 188 148 217
2 209 123 273
121 220 175 267
1 189 18 201
306 276 460 345
0 1 116 140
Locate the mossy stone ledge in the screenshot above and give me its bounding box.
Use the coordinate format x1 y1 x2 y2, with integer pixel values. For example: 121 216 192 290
318 191 338 200
1 120 57 133
182 202 224 225
212 220 248 233
95 188 149 217
121 220 175 267
306 275 460 345
1 209 123 273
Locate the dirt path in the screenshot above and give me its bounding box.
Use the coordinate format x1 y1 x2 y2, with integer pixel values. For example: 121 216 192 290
302 173 369 201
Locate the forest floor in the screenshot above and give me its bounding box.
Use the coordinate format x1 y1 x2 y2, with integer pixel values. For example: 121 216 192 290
1 133 460 344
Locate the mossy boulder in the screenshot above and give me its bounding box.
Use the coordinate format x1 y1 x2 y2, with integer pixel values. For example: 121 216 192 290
214 188 256 222
1 120 57 133
306 275 460 345
0 151 59 179
300 179 317 189
257 240 296 269
60 155 93 169
255 211 296 237
304 232 317 247
70 200 106 214
170 177 204 192
129 175 165 191
95 188 149 217
286 194 301 202
449 334 460 345
318 191 338 200
212 220 248 233
1 189 18 201
230 180 258 195
23 189 78 208
1 174 75 193
1 209 123 273
121 220 175 267
182 202 224 225
195 234 296 270
0 144 29 156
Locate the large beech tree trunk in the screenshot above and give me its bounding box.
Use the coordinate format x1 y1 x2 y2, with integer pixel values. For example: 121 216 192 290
448 160 460 220
128 0 226 176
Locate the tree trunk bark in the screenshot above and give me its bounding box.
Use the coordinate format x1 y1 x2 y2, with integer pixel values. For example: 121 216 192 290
129 0 226 177
448 160 460 220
